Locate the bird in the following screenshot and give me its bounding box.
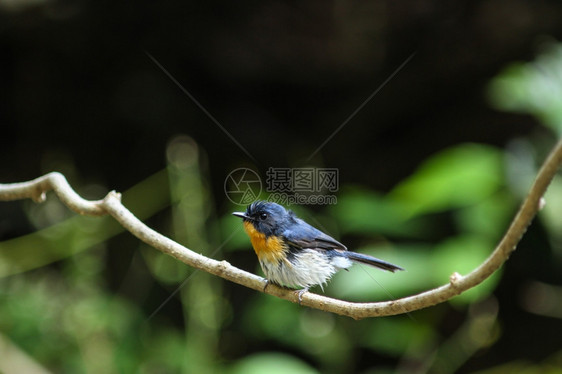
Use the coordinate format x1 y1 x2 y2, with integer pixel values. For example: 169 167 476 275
233 201 403 300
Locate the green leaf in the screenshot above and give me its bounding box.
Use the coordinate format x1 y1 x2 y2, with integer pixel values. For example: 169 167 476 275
388 144 503 216
364 318 436 356
229 353 319 374
243 296 301 341
329 188 427 237
488 42 562 134
454 192 515 239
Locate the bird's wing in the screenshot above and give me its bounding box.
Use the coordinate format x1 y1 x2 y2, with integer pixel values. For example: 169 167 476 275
283 219 347 251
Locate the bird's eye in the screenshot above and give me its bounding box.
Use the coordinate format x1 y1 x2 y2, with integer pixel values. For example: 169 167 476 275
259 213 268 220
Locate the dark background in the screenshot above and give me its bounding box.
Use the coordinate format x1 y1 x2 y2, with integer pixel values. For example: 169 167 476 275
3 1 555 188
2 1 562 373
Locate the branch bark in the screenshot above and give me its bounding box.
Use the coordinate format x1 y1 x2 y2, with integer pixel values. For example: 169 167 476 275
1 140 561 319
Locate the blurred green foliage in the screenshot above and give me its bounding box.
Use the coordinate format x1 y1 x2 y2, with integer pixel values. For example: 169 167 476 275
0 138 518 373
488 41 562 135
2 43 562 373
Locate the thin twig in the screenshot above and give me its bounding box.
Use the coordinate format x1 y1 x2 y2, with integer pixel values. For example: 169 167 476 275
1 140 561 319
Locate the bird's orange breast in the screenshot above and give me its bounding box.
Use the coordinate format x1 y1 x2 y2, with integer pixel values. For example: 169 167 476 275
243 221 287 264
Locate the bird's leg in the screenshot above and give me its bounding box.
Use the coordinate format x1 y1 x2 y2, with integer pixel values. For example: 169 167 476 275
296 287 309 304
263 279 270 292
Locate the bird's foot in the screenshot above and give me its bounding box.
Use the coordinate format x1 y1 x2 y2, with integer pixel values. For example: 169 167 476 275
296 287 309 304
263 279 270 293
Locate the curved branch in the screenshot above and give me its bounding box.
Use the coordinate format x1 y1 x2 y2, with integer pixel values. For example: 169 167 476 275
1 140 561 319
0 173 106 216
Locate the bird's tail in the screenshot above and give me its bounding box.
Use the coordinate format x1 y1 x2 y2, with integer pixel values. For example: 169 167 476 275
344 251 404 273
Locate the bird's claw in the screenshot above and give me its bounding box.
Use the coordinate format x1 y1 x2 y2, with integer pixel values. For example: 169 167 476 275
296 287 309 304
263 281 308 305
263 279 270 292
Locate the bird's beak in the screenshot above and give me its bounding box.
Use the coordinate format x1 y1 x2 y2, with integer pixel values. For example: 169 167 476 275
232 212 249 220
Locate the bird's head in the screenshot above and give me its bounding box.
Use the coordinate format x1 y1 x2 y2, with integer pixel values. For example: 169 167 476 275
232 201 292 237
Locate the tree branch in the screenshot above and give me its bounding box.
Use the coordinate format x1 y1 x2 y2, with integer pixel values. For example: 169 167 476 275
1 140 561 319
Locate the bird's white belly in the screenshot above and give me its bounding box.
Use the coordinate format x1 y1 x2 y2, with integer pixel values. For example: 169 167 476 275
260 249 352 290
